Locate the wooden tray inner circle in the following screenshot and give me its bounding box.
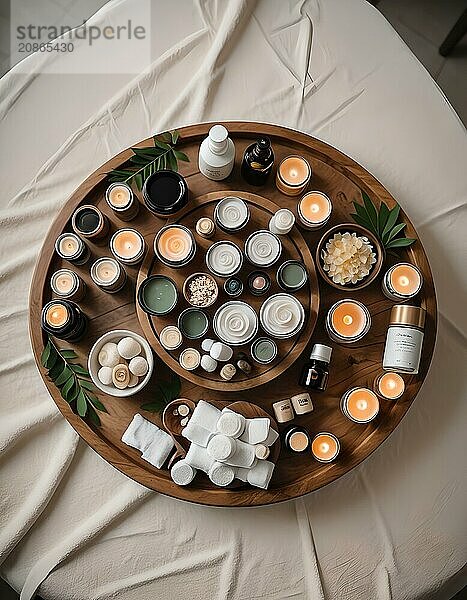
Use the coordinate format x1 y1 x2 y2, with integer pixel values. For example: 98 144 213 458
136 190 319 392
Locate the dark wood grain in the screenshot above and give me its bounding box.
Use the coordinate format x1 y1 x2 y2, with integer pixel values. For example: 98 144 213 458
29 122 437 506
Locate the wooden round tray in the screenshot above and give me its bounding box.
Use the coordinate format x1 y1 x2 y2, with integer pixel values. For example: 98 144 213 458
29 122 437 507
137 190 318 391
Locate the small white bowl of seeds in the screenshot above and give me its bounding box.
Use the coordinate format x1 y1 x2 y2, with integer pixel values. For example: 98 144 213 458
88 330 154 397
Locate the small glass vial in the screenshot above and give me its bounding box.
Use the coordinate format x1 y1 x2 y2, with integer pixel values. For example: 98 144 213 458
241 137 274 186
55 232 90 266
198 124 235 181
382 263 423 301
41 299 87 341
50 269 86 301
382 305 426 374
105 182 139 221
299 344 332 392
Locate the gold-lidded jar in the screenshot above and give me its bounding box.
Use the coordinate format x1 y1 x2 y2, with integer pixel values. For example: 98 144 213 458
383 305 426 374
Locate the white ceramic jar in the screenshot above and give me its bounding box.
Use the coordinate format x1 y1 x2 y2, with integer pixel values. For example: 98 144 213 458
198 124 235 181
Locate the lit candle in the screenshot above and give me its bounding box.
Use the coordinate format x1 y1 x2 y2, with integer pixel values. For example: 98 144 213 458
106 182 139 221
341 387 379 423
55 232 89 265
326 299 371 343
298 191 332 229
154 225 196 267
311 432 340 463
90 257 127 293
276 155 311 196
382 263 423 301
50 269 86 301
45 302 69 328
374 371 405 400
110 229 145 265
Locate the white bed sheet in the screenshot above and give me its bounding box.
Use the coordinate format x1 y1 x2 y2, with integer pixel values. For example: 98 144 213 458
0 1 466 599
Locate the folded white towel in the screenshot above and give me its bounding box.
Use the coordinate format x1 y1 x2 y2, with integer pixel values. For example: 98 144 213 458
239 417 270 445
264 427 279 447
121 414 163 453
235 464 257 482
247 459 275 489
185 443 216 473
190 399 221 431
140 429 175 469
182 421 213 447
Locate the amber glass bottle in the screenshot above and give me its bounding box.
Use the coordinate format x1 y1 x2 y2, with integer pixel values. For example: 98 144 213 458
241 137 274 185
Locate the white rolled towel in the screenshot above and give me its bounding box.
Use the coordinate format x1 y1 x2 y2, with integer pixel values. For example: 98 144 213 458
185 442 216 473
208 434 256 468
190 399 222 431
208 462 235 487
171 460 197 486
140 429 175 469
217 409 246 438
247 459 275 489
182 420 213 448
121 413 161 453
239 417 270 445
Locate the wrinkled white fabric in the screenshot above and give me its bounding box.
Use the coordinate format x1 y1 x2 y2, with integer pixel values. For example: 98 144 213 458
0 1 466 599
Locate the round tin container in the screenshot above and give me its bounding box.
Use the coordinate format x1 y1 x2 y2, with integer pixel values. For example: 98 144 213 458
154 224 196 268
72 205 109 242
55 232 90 265
178 308 209 340
382 263 423 301
213 301 258 346
245 230 282 268
206 241 243 278
110 228 146 265
251 337 278 364
90 257 127 293
325 299 371 344
142 170 189 216
138 275 178 316
214 196 250 232
277 260 308 292
50 269 86 301
259 293 305 339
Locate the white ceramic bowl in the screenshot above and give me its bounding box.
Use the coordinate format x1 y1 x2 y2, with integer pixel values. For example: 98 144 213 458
88 329 154 397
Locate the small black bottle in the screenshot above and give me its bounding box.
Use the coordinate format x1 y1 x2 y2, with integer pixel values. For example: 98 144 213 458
41 299 87 342
299 344 332 392
241 137 274 186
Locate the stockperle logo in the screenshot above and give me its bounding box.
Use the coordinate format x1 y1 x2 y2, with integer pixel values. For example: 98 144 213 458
10 0 151 74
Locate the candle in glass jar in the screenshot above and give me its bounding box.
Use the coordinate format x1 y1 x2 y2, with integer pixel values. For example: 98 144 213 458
276 155 311 196
374 371 405 400
50 269 85 301
311 433 340 463
55 232 89 265
382 263 423 301
298 191 332 229
45 302 69 328
326 299 371 343
110 229 145 265
341 387 379 423
90 257 127 293
154 225 196 267
106 182 139 221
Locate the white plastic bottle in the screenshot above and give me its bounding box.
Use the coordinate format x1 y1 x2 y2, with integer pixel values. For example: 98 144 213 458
198 124 235 181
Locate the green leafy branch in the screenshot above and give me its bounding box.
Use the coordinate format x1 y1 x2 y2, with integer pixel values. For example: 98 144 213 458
41 337 107 426
107 130 190 191
351 191 416 250
140 373 181 414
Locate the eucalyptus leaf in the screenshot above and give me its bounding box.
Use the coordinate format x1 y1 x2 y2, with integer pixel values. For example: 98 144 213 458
362 191 378 232
61 377 76 402
77 390 88 417
386 222 406 243
352 201 369 221
86 394 107 413
377 201 390 236
87 404 101 426
349 213 371 230
41 340 52 367
171 130 179 144
49 360 65 381
173 149 189 162
55 366 72 386
382 204 400 242
386 237 416 248
80 379 95 391
60 349 77 359
70 364 90 376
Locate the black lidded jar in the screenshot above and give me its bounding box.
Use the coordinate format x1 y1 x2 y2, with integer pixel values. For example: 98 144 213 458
142 170 189 216
41 299 87 342
241 137 274 186
299 343 332 392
